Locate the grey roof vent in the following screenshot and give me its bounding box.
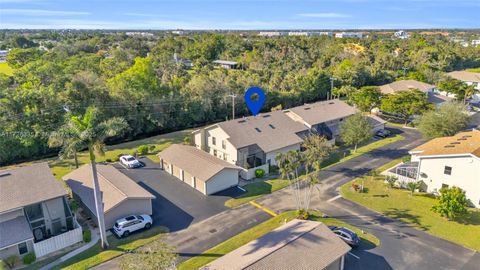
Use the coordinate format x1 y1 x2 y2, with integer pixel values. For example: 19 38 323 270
238 120 247 123
255 127 262 133
304 107 311 110
444 145 455 148
262 114 271 118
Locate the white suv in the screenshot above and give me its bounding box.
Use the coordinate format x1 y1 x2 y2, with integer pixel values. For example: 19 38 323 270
113 214 153 237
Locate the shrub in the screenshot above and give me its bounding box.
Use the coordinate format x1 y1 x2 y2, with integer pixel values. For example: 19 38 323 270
255 168 265 178
296 209 309 220
112 156 120 162
0 260 6 270
137 145 149 155
22 253 35 265
385 175 398 188
432 186 468 220
402 156 411 163
69 200 79 212
183 136 191 145
105 158 112 163
148 145 156 152
83 229 92 243
269 165 279 174
4 255 18 269
132 150 138 158
351 182 360 192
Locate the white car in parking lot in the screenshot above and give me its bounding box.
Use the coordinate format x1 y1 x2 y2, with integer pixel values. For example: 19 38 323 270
119 155 142 168
113 214 153 237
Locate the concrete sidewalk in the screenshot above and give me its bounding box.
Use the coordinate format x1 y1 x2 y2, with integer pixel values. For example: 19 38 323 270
39 228 99 270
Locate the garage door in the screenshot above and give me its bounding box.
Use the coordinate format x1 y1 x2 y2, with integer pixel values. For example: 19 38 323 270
163 161 171 174
184 171 194 187
195 178 205 194
172 165 182 180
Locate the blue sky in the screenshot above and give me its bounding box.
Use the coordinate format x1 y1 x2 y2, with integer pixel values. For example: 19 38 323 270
1 0 479 30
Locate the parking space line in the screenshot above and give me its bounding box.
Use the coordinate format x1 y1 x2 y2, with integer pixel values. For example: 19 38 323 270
348 252 360 259
327 195 342 202
249 201 277 217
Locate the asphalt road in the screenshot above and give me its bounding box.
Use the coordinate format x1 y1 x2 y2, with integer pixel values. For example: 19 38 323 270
256 127 480 270
113 159 241 232
95 126 479 270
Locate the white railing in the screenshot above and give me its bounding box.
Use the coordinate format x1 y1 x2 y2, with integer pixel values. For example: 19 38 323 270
33 219 83 258
240 163 269 180
381 163 419 188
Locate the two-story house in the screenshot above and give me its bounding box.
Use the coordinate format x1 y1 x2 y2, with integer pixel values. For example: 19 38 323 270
192 100 360 180
0 163 82 260
192 110 310 179
409 130 480 208
283 99 357 143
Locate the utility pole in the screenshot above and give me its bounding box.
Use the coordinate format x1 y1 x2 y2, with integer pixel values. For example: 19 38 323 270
227 94 237 120
330 77 335 100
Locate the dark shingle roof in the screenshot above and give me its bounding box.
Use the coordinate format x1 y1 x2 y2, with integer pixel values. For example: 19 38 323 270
215 110 308 152
0 163 66 213
0 215 34 249
202 219 351 270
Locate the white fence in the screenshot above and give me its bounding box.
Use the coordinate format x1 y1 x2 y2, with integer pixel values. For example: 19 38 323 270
33 221 83 258
240 163 269 180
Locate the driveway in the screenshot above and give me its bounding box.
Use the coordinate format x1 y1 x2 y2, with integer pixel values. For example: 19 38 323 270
114 158 242 232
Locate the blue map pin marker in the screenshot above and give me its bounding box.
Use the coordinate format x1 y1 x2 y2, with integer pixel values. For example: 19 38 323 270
245 86 266 117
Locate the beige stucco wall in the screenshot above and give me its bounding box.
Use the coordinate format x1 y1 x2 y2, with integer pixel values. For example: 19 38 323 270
0 240 34 260
265 144 302 166
104 199 153 229
205 169 239 195
205 126 238 164
417 155 480 208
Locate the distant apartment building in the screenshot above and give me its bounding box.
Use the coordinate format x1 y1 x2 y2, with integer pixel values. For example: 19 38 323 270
125 32 154 37
0 50 9 63
213 60 239 70
394 30 410 39
258 31 288 37
335 32 363 38
171 30 185 35
408 130 480 208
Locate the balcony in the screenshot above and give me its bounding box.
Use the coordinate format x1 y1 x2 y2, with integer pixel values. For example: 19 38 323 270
32 217 83 258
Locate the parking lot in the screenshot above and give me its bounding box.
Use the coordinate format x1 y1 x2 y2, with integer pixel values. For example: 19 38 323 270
113 157 242 232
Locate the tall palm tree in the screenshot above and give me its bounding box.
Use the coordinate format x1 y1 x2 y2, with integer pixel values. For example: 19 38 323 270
49 125 83 169
302 135 332 211
50 107 128 249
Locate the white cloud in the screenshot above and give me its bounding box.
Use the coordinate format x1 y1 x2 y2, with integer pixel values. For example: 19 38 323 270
1 9 90 16
297 13 351 18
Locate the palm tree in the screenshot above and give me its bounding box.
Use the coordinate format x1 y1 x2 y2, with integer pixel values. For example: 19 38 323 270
302 135 332 211
49 125 83 168
50 107 128 249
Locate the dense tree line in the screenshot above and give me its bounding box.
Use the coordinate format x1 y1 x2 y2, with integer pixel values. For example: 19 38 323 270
1 31 480 164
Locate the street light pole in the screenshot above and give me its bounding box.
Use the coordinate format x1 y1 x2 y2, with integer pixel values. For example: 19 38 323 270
227 94 237 120
330 77 335 100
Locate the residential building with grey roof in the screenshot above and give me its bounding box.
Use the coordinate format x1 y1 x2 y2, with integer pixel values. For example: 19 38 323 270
0 163 82 260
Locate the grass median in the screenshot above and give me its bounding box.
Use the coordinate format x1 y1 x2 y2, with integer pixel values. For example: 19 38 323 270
177 210 379 270
52 226 168 270
225 135 404 208
341 172 480 251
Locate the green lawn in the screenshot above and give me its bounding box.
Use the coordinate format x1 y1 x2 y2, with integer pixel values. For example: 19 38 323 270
341 175 480 251
178 210 379 270
466 67 480 73
52 226 168 270
225 135 404 208
3 129 190 180
0 62 14 76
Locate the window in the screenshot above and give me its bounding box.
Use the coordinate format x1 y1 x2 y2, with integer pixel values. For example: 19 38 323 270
213 149 217 156
442 183 449 189
212 137 216 145
18 242 28 255
223 153 228 161
444 166 452 175
222 140 226 149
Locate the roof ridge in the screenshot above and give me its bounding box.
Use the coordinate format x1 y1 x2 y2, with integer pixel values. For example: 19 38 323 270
95 165 128 199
